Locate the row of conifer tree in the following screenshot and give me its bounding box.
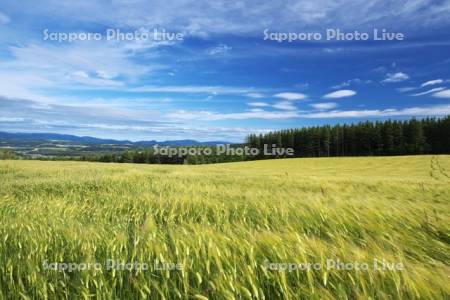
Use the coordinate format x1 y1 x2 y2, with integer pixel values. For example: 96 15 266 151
246 116 450 157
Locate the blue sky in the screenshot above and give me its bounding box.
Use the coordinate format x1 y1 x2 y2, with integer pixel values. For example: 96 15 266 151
0 0 450 142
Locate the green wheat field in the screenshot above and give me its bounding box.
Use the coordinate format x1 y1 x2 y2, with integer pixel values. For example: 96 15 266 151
0 156 449 299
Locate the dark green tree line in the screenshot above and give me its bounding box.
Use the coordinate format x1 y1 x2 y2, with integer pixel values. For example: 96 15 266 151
246 116 450 158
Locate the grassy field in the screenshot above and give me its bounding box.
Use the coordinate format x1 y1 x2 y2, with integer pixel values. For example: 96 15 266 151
0 156 449 299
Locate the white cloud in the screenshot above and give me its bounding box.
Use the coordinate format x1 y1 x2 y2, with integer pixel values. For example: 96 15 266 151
302 104 450 118
421 79 443 87
247 102 270 107
0 117 25 122
249 100 300 111
273 92 307 100
0 95 267 142
412 87 445 96
9 43 150 80
331 82 350 89
272 101 297 111
432 89 450 98
5 0 450 38
0 72 55 101
246 92 265 98
166 109 299 121
130 85 259 94
323 89 356 99
323 47 342 54
65 70 124 87
71 71 90 79
4 93 450 142
0 12 10 24
0 41 157 100
168 102 450 121
310 102 338 110
96 70 117 79
397 87 417 93
207 44 232 56
331 78 371 89
382 72 410 83
294 83 310 89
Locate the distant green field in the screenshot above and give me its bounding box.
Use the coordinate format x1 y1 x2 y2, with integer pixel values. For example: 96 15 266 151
0 156 449 299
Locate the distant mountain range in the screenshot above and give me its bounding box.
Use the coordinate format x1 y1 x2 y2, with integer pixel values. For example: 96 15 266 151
0 131 230 146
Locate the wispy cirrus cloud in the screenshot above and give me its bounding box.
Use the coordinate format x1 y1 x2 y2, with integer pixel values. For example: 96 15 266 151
128 85 260 95
302 104 450 118
7 42 152 80
331 78 371 89
247 102 270 107
248 100 300 111
166 103 450 121
272 101 297 111
0 117 25 122
310 102 338 110
421 79 443 87
245 92 265 98
431 89 450 98
0 41 157 101
397 87 417 93
5 0 449 37
273 92 307 100
0 95 264 142
398 79 448 96
166 109 300 121
60 84 268 96
411 87 445 96
206 43 232 56
323 90 356 99
382 72 410 83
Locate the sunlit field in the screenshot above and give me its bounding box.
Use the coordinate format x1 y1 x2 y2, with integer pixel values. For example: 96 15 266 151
0 156 449 299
